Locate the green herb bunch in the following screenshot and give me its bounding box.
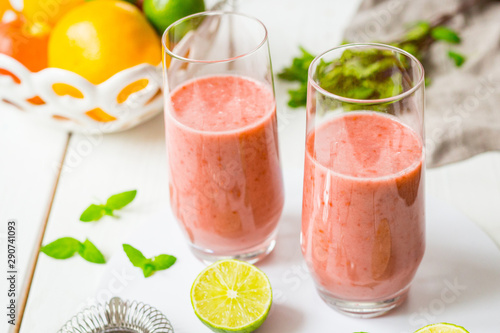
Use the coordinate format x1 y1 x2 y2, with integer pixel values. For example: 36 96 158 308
278 0 481 108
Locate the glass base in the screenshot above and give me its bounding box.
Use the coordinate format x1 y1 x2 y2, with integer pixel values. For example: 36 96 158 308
317 286 409 318
189 233 277 265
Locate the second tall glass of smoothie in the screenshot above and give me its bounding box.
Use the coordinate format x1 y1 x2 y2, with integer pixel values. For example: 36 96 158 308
302 44 426 317
162 12 284 264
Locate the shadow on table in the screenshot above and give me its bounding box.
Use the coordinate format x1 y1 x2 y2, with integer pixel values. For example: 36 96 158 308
108 112 166 144
390 241 500 328
258 303 304 332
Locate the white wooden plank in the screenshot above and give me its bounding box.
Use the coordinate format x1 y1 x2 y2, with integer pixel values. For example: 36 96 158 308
0 105 69 333
20 113 170 331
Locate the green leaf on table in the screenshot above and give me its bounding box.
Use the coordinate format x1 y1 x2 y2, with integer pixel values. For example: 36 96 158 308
40 237 82 259
448 50 466 67
431 26 461 44
106 190 137 210
123 244 177 278
405 21 430 41
80 190 137 222
152 254 177 270
80 204 106 222
123 244 148 268
143 263 156 278
40 237 105 264
79 239 106 264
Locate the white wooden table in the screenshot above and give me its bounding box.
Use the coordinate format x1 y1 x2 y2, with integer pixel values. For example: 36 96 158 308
1 0 499 332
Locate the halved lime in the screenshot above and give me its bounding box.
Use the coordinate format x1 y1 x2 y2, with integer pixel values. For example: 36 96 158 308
191 259 272 333
414 323 469 333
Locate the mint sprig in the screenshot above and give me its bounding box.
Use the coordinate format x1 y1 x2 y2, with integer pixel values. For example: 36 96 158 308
80 190 137 222
123 244 176 278
40 237 106 264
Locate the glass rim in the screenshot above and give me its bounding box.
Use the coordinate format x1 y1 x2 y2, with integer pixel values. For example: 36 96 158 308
162 11 269 64
308 43 425 104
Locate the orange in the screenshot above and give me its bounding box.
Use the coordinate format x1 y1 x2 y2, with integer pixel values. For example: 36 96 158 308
1 0 13 19
0 17 49 72
48 0 161 84
22 0 84 28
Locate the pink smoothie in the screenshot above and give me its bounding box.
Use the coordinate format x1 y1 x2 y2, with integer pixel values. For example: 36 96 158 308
301 111 425 301
165 75 284 254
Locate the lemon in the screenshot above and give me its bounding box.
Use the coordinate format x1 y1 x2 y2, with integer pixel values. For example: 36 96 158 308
414 323 470 333
48 0 161 84
191 260 272 333
23 0 84 27
143 0 205 35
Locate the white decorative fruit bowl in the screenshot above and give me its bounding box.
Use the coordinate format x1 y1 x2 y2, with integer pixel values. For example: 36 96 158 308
0 53 163 133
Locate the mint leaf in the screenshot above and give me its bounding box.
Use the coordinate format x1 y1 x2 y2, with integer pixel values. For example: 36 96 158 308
287 84 308 108
80 190 137 222
448 50 466 67
278 46 314 83
103 207 116 217
399 42 420 59
41 237 105 264
106 190 137 210
317 48 404 101
79 239 106 264
80 204 106 222
405 21 430 41
143 263 156 278
431 26 461 44
40 237 82 259
122 244 176 278
278 47 315 108
123 244 148 268
152 254 177 270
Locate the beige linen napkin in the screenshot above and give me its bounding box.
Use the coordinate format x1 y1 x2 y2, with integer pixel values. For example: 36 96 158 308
343 0 500 167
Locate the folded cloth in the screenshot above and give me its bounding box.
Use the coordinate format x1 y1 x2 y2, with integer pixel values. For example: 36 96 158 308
343 0 500 167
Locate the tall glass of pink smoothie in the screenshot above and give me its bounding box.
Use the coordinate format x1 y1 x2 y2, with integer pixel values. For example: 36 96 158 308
302 44 425 317
162 12 284 264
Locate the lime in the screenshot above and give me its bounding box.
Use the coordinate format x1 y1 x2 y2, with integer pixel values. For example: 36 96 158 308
143 0 205 35
414 323 470 333
191 260 272 333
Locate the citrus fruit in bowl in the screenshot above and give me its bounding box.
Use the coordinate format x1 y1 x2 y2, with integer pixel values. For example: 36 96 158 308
143 0 205 35
0 17 49 73
0 0 212 132
49 0 161 85
0 0 164 132
22 0 84 28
